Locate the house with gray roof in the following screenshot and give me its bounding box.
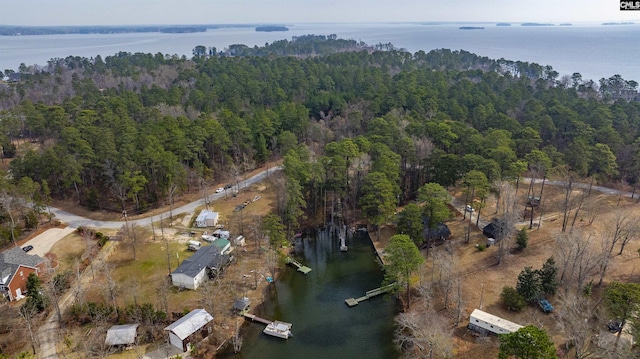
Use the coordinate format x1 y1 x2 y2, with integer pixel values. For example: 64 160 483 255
0 247 45 301
170 244 231 290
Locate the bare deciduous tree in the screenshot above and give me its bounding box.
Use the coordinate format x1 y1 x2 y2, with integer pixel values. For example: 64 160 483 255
554 229 603 294
555 292 596 359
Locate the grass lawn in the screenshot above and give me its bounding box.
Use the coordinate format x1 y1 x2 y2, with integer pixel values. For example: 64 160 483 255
108 241 197 308
49 232 86 273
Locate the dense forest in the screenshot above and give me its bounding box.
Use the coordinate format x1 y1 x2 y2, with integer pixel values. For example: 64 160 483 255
1 34 640 247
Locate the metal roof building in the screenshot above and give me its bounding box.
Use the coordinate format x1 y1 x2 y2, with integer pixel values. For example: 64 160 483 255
105 324 139 346
164 309 213 351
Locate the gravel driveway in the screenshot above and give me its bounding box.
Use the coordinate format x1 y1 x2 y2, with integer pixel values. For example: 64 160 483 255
23 227 76 257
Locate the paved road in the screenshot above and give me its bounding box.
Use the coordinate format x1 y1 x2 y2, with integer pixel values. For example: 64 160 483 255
49 166 281 229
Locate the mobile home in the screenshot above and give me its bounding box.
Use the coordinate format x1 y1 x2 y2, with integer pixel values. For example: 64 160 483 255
468 309 522 335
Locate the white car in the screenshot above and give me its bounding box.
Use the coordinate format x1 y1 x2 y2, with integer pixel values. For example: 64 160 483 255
215 187 224 193
465 205 474 212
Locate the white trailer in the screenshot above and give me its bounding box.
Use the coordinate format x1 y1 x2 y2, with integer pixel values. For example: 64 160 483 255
468 309 522 335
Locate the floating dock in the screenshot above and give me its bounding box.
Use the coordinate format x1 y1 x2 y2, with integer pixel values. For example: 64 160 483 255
241 312 293 339
345 283 396 307
286 257 312 274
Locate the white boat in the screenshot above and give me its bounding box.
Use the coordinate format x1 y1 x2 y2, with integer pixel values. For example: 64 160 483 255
263 321 293 339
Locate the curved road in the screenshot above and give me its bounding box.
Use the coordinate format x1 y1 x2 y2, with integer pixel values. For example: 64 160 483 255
35 166 279 359
49 166 281 229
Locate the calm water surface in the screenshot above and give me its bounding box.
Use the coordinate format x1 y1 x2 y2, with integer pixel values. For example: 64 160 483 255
2 23 640 82
220 229 398 359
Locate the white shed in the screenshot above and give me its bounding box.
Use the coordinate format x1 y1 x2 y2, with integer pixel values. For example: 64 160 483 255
164 309 213 352
195 210 219 228
105 323 139 346
468 309 522 335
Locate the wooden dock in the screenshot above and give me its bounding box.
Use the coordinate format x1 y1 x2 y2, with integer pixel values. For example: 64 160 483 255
286 257 312 274
242 312 273 325
345 283 396 307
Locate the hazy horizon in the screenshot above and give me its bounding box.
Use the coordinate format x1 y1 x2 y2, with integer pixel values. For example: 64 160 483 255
3 0 638 27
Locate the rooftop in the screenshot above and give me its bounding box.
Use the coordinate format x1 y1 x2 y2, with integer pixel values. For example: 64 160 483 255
105 324 139 346
164 309 213 340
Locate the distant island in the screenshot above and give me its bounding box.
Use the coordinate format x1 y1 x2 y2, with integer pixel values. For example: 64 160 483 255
521 22 554 26
602 22 634 25
459 26 484 30
496 23 511 26
559 23 573 26
255 26 289 32
0 24 253 36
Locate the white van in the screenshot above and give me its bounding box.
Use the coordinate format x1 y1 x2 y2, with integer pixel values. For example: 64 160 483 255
188 240 201 251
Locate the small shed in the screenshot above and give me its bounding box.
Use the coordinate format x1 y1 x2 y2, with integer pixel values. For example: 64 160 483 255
234 235 246 247
164 309 213 352
195 210 219 228
233 297 251 313
105 323 139 347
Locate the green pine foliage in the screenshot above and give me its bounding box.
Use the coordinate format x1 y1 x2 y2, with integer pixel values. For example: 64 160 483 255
516 227 528 250
501 286 527 312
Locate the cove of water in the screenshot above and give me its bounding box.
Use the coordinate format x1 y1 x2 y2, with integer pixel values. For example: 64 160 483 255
219 229 398 359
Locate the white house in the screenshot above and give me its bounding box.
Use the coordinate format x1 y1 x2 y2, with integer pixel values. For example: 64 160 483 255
468 309 522 335
164 309 213 352
195 210 219 228
171 245 216 289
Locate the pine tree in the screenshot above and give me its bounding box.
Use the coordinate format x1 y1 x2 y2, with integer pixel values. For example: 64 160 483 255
516 227 528 250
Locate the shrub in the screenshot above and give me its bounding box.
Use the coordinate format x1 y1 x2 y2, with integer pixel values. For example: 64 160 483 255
501 286 527 311
477 244 486 251
516 227 528 250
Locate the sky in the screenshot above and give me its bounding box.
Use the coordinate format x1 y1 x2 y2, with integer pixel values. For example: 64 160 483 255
2 0 639 26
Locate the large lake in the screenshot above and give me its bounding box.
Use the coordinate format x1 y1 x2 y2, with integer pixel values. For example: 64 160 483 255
1 23 640 83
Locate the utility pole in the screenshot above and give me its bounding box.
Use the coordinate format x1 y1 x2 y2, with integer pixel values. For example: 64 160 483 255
479 283 484 309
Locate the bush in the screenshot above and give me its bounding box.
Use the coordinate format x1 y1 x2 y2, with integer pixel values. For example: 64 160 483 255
501 286 527 311
477 244 486 251
516 227 528 250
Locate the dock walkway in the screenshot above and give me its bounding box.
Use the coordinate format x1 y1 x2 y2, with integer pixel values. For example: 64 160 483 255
286 257 312 274
345 283 396 307
241 312 293 339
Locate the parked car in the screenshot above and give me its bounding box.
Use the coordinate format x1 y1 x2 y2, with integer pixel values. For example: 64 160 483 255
215 187 224 193
538 298 554 313
22 245 34 252
608 320 623 333
465 205 474 212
